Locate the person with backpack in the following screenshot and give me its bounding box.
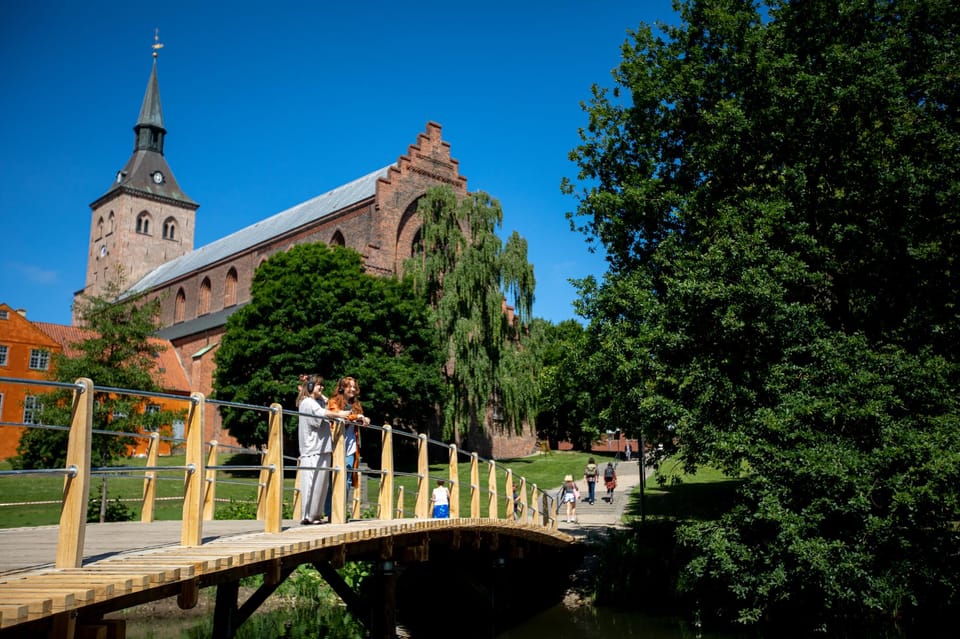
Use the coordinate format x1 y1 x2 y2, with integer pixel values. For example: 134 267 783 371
583 457 599 504
557 474 580 523
603 462 617 502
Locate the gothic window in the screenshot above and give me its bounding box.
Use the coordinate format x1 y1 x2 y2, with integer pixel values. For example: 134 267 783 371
330 230 345 246
411 227 424 257
224 268 238 307
96 217 104 240
108 211 115 235
175 288 186 323
198 277 211 315
163 217 178 240
136 211 152 235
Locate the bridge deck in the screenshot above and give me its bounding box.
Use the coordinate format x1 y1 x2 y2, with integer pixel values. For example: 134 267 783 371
0 518 574 633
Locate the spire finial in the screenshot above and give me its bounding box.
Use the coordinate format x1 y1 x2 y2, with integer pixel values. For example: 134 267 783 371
152 28 164 59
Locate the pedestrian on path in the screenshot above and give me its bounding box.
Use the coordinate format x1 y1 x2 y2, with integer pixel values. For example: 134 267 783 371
583 457 599 504
558 474 580 523
603 462 617 502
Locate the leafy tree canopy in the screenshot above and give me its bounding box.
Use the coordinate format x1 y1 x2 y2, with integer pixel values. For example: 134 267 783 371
214 243 443 447
566 0 960 633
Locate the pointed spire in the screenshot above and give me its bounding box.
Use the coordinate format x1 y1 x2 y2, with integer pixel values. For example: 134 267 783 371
134 30 166 154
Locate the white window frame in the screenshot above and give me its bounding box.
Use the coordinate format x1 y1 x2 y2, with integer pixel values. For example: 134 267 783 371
23 395 40 424
29 349 50 371
0 344 8 367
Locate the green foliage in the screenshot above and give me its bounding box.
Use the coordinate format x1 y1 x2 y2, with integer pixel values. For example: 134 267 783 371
214 243 443 447
87 490 134 523
568 0 960 633
405 185 537 439
13 274 182 469
527 319 597 448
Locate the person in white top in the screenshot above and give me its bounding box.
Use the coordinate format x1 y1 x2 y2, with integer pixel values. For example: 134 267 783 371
431 479 450 518
297 374 349 524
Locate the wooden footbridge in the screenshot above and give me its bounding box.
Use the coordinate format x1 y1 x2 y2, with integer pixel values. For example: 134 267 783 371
0 378 574 639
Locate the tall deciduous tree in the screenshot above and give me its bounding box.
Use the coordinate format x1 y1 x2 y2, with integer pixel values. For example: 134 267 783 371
14 275 177 469
406 185 537 441
214 243 442 447
566 0 960 633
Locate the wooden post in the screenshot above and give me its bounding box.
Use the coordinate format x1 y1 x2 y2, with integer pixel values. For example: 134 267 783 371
256 449 269 520
330 419 346 524
378 426 394 520
292 458 303 521
56 377 93 569
414 433 429 518
262 403 284 533
141 432 160 522
518 477 528 523
396 485 405 519
487 460 497 518
202 440 218 521
180 392 205 547
469 452 480 518
504 469 514 520
530 484 540 526
448 444 459 518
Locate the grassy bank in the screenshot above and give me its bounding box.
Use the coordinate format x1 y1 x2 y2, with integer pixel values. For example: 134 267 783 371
0 450 603 528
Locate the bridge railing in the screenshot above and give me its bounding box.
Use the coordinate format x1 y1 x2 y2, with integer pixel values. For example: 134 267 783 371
0 375 558 569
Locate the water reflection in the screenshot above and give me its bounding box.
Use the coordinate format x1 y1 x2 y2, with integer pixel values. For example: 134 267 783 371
497 604 749 639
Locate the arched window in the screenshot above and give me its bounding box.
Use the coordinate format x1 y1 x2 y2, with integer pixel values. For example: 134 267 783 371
163 217 178 240
411 227 424 257
136 211 152 235
330 230 345 246
198 277 211 315
175 288 186 323
224 268 238 307
108 211 115 234
96 217 104 240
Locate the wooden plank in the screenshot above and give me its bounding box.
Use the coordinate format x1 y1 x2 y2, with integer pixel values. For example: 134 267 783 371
0 604 29 627
0 587 91 605
78 565 182 584
0 595 54 614
1 577 122 598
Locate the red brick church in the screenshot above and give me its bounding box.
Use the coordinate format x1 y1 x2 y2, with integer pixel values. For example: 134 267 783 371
75 54 535 459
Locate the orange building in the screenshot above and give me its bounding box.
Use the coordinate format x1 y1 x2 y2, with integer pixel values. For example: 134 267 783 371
0 303 191 460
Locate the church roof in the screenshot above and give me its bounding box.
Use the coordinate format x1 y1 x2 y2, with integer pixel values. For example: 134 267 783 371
125 164 392 295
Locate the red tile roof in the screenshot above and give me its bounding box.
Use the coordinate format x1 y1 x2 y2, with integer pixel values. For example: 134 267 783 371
33 322 191 393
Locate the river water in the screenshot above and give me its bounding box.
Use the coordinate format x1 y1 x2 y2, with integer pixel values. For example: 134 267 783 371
497 603 750 639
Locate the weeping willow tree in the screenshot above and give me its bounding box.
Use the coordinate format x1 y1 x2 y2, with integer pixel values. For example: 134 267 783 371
406 184 536 441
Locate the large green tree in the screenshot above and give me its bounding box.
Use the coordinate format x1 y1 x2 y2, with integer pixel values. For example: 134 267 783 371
14 276 177 469
566 0 960 633
527 319 596 448
214 243 442 447
405 185 537 441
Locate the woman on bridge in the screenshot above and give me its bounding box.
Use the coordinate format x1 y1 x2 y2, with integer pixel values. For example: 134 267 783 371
297 374 349 525
325 376 370 519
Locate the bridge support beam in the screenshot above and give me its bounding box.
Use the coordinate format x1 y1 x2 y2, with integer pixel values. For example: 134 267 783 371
211 566 295 639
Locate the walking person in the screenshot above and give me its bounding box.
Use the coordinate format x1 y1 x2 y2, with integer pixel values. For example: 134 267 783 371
603 462 618 502
325 376 371 519
558 474 580 523
296 374 349 525
431 479 450 518
583 457 599 505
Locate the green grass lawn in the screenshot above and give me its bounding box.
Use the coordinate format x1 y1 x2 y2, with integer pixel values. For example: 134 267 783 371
0 449 614 528
623 458 743 522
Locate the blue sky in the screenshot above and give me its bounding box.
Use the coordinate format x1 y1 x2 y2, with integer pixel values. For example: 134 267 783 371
0 1 680 326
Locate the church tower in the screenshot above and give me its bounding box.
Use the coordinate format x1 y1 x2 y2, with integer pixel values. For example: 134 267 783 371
78 34 198 314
